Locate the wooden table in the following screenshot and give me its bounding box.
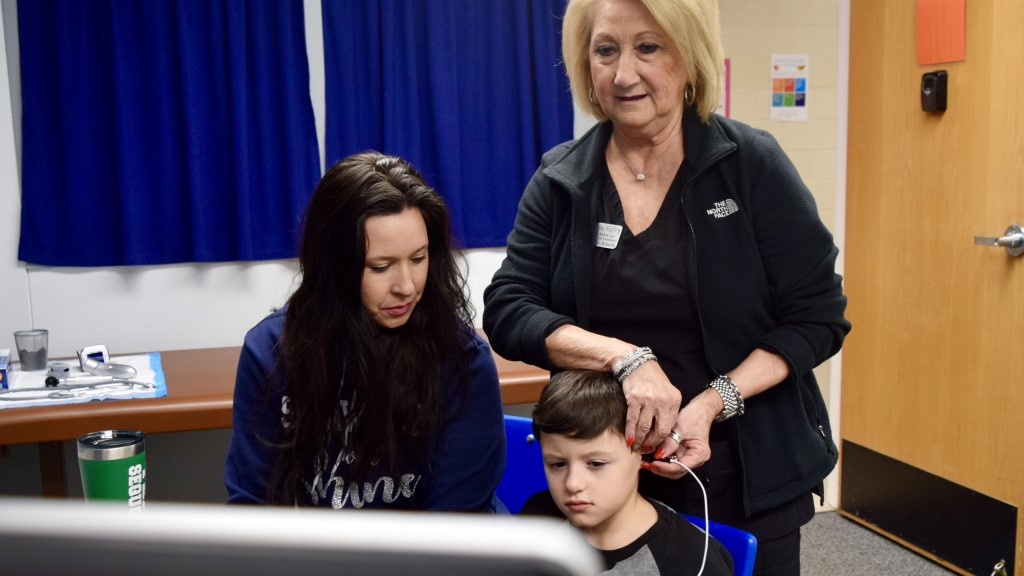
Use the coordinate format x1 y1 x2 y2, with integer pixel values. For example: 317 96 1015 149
0 345 548 497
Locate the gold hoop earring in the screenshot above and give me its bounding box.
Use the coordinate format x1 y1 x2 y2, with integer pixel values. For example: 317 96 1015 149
588 86 595 104
684 83 696 107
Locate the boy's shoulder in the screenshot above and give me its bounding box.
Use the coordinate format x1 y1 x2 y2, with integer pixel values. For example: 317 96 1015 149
642 501 735 576
518 492 733 576
596 501 733 576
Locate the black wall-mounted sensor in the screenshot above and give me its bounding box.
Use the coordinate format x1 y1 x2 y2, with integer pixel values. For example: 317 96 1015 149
921 71 948 112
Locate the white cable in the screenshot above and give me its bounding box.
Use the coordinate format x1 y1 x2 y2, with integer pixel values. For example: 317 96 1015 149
673 459 709 576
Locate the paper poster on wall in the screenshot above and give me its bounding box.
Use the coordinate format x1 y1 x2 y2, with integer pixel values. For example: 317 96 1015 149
715 58 731 117
770 54 808 122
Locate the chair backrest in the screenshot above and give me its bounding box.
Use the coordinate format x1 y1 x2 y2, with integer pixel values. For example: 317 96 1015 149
496 415 548 514
682 514 758 576
498 415 758 576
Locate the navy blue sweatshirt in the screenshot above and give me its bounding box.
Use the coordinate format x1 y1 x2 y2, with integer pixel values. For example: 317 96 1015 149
225 309 506 511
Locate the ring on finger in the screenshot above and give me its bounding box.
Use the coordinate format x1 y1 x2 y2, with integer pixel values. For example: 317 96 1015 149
668 430 682 443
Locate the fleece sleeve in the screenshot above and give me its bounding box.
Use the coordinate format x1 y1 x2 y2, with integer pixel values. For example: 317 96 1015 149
224 323 283 504
744 130 850 378
483 162 577 370
423 332 506 512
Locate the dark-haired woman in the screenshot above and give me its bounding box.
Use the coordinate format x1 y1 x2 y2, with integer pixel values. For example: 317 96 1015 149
226 151 505 511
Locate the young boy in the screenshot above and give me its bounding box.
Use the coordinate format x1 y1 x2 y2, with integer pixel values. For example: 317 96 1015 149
523 369 734 575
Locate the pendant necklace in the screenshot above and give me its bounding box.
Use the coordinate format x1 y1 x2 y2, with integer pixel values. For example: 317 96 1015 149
615 130 682 182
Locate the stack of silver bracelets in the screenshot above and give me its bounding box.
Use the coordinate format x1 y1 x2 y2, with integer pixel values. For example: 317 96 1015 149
611 346 657 383
706 374 745 422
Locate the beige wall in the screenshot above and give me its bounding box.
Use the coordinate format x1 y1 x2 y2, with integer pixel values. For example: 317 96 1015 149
721 0 839 222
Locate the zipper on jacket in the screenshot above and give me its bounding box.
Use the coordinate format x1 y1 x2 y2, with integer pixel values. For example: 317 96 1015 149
798 378 834 456
684 145 736 358
680 146 744 511
817 423 829 507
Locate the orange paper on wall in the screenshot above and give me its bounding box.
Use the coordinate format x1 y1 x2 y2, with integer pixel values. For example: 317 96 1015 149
916 0 966 65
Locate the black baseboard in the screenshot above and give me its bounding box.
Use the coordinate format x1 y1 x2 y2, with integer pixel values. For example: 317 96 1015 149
841 440 1016 575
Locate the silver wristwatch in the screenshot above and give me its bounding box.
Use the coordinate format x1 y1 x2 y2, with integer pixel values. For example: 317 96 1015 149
707 375 745 422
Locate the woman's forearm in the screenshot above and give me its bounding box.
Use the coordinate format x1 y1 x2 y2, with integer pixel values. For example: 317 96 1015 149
544 324 636 371
689 347 790 417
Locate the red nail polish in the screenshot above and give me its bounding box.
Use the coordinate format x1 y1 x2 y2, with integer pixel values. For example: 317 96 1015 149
626 437 634 447
642 445 653 453
653 449 665 460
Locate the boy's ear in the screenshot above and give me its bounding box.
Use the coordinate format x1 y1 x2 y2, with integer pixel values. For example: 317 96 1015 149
631 452 645 473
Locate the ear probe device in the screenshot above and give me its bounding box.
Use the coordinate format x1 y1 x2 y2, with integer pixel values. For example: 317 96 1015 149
82 357 137 379
77 344 137 379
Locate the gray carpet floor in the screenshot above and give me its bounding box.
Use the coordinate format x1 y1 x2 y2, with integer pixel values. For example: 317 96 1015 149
800 512 957 575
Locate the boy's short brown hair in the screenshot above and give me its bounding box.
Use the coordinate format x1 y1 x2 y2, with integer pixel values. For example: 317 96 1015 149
532 370 627 440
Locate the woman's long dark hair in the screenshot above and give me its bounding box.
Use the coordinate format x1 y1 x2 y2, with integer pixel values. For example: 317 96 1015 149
268 151 473 504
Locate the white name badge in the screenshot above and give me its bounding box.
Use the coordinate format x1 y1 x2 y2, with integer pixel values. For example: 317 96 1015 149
596 222 623 250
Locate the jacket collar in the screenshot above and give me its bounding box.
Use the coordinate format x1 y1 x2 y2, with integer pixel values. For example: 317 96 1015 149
682 106 738 174
541 120 611 197
543 106 737 196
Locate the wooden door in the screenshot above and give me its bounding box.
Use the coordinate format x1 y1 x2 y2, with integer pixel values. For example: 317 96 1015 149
843 1 1023 575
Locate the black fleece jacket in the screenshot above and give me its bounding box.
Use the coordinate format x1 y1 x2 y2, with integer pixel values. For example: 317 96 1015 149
483 108 851 516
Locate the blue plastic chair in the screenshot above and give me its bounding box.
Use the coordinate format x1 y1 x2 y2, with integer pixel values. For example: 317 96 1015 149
496 415 547 514
683 514 757 576
497 415 757 576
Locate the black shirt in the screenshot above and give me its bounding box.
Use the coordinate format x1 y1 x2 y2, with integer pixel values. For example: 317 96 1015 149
587 159 813 541
521 490 734 576
590 159 720 434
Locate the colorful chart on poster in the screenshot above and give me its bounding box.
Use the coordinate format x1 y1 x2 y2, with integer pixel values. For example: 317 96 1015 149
771 54 808 122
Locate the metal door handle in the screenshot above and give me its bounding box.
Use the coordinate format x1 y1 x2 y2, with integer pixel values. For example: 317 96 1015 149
974 224 1024 257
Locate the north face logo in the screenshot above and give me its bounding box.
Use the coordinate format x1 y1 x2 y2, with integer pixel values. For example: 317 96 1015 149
707 199 739 218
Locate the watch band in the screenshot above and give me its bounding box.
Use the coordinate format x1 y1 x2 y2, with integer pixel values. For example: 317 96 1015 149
707 375 745 422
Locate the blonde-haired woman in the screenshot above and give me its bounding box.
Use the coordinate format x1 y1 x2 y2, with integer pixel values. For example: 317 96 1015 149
484 0 849 573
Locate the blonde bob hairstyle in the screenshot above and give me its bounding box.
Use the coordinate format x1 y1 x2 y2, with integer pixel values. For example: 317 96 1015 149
562 0 724 124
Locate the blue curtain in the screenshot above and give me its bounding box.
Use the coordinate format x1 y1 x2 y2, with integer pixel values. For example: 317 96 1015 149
323 0 573 248
17 0 321 266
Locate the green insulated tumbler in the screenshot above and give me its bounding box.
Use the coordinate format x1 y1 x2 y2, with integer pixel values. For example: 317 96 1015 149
77 430 146 511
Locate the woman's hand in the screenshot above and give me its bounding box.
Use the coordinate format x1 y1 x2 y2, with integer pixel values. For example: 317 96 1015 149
544 325 683 451
643 349 790 478
642 389 720 479
621 360 682 452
